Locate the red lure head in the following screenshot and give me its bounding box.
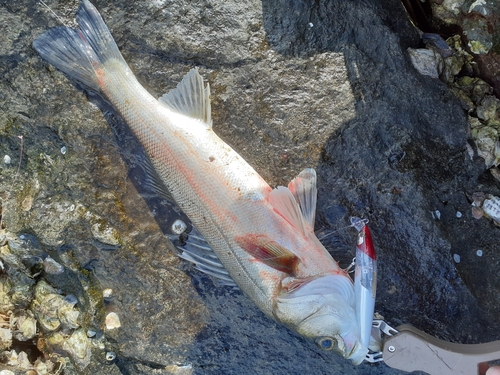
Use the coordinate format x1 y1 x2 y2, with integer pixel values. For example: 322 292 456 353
357 225 376 260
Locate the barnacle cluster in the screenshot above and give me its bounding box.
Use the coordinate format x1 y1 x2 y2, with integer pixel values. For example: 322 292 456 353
409 35 500 174
406 1 500 179
0 230 96 373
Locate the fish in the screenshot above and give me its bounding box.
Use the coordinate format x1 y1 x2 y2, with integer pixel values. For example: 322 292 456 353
33 0 368 364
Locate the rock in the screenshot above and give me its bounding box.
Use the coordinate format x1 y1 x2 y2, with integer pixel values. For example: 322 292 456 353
1 0 499 374
408 48 441 78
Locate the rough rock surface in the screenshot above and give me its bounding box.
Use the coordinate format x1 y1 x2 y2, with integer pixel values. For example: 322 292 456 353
0 0 499 374
430 0 500 95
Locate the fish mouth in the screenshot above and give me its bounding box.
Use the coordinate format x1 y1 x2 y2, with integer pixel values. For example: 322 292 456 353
342 331 368 365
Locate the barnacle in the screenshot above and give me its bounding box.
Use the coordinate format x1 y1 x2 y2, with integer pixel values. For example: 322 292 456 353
34 294 63 332
105 312 121 330
0 232 88 372
58 295 80 330
0 325 13 351
62 329 91 369
32 281 80 332
482 195 500 225
10 310 37 341
0 278 14 314
90 219 121 246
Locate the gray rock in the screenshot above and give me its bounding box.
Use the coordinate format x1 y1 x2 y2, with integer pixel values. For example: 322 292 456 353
1 0 499 374
408 48 441 79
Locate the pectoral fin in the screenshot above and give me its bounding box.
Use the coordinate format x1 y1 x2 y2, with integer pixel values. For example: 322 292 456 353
235 234 299 274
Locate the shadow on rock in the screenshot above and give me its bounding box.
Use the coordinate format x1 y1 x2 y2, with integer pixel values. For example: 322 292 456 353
262 0 500 346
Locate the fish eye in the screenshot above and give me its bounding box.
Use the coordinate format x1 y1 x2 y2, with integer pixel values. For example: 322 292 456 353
315 337 337 351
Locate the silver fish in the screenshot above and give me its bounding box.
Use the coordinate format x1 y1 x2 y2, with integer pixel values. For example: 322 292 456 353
33 0 367 363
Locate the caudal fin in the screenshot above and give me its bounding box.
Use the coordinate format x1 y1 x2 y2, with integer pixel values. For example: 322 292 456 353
33 0 126 92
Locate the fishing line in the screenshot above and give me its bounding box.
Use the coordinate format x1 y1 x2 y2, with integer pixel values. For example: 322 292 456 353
316 217 369 273
38 0 70 28
316 217 369 241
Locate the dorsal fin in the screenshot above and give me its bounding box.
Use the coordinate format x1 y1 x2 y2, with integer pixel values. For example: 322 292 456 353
268 186 307 235
287 168 317 232
159 68 212 127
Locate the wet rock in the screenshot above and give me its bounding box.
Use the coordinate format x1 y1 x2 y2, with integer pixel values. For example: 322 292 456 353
1 0 500 374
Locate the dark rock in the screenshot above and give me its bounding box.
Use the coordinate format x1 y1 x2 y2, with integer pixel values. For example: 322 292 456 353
0 0 499 374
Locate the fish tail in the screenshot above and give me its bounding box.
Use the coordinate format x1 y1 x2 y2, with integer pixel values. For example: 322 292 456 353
33 0 126 92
